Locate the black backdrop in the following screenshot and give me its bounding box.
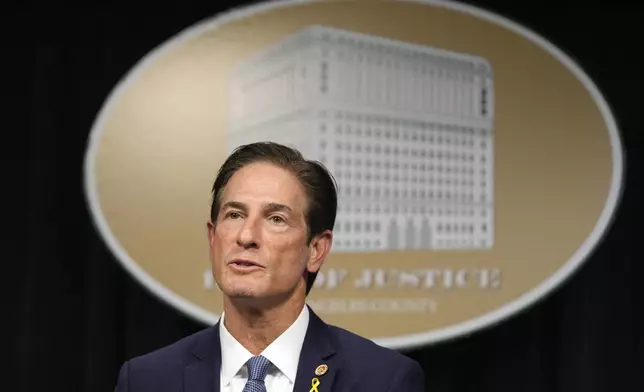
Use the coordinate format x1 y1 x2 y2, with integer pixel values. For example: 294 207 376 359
15 1 642 391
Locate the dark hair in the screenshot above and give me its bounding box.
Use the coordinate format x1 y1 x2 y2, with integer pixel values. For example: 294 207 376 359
210 142 337 295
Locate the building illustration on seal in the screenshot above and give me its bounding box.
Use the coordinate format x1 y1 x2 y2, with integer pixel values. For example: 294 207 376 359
227 25 494 252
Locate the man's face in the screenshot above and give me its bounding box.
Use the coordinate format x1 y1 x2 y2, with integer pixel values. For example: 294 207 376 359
207 162 330 303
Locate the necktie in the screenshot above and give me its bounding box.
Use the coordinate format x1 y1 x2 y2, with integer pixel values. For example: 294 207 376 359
242 355 271 392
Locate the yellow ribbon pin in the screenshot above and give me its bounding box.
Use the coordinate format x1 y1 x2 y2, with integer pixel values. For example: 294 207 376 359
309 377 320 392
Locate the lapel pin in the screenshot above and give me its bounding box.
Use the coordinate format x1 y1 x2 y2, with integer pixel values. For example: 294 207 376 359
315 364 328 376
310 377 320 392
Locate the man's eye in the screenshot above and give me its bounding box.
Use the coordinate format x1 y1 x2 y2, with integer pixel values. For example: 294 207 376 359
270 216 284 223
227 212 241 219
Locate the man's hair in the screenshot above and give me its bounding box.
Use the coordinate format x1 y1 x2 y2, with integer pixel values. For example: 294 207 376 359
210 141 337 295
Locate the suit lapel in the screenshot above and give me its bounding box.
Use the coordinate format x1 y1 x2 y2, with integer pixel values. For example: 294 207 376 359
293 306 339 392
181 308 339 392
184 323 222 392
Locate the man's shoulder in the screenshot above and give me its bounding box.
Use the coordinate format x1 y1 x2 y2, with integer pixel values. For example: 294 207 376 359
326 323 417 367
126 326 216 369
323 323 425 390
114 327 218 391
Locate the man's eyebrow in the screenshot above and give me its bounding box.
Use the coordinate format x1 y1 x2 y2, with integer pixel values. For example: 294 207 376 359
265 203 293 213
220 201 293 213
220 201 246 211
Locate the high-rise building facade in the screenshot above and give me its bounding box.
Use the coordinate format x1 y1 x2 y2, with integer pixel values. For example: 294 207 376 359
228 25 494 252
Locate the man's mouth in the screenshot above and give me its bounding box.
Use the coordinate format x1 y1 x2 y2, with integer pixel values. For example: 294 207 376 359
230 259 262 268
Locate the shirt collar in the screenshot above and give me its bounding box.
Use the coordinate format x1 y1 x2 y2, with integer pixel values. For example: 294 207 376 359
219 313 253 387
219 305 310 386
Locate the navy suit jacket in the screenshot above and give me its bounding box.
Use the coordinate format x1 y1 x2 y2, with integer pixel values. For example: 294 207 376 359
115 306 425 392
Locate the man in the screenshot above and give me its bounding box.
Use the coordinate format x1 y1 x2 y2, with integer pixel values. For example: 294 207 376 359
114 142 425 392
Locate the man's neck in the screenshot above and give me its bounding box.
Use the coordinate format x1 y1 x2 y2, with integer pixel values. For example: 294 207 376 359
222 294 305 355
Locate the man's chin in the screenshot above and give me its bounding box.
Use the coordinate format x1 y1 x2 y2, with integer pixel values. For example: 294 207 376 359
225 286 259 298
220 276 262 297
224 289 290 309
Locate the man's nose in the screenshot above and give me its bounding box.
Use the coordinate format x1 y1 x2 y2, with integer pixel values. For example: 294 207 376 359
236 217 260 248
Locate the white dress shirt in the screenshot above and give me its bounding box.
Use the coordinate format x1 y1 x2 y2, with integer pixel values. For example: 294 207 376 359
219 305 309 392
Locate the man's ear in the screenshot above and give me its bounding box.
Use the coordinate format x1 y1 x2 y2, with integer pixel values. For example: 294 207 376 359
307 230 333 273
206 221 216 247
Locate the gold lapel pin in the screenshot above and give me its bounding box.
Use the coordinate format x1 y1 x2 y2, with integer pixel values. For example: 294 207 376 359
315 364 328 376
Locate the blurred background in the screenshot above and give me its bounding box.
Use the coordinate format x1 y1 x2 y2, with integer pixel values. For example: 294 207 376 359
12 1 642 391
